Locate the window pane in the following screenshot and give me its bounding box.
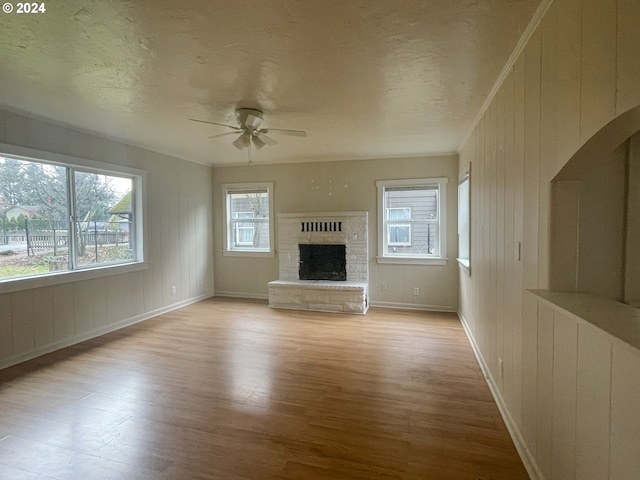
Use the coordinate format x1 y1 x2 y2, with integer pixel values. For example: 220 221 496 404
74 172 133 268
458 176 470 261
387 222 436 255
385 187 437 220
384 185 438 256
389 224 410 244
228 190 270 251
233 212 255 245
0 157 70 280
229 192 269 219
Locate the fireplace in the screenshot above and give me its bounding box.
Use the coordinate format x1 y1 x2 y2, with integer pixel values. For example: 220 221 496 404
299 244 346 281
268 211 369 314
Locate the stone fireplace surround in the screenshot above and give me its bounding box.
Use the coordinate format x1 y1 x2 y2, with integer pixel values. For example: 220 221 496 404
268 211 369 314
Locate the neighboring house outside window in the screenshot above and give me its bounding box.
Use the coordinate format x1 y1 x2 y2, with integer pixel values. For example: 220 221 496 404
376 178 447 265
387 207 411 246
222 182 274 257
233 211 255 246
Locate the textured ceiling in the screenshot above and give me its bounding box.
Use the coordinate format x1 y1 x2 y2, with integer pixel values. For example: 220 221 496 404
0 0 541 166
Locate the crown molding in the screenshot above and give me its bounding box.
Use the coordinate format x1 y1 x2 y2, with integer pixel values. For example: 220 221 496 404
458 0 555 152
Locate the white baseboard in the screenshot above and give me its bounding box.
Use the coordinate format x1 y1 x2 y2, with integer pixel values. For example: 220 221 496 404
0 291 214 371
370 300 457 313
457 309 544 480
214 293 456 314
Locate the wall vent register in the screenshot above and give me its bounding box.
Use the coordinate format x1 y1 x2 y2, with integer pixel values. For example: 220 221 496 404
301 221 342 232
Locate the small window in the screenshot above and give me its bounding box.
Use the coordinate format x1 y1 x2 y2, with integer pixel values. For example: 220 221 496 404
458 170 470 273
223 182 274 256
376 178 447 265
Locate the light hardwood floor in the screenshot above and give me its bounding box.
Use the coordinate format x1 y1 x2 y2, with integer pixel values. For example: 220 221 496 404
0 297 529 480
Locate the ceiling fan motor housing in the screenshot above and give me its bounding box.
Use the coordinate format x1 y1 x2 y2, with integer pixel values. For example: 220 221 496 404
235 108 264 129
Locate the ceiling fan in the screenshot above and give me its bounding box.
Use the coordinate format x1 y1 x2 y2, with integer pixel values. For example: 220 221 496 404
190 108 307 161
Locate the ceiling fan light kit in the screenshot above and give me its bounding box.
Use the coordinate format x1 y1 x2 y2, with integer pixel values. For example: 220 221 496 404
189 108 307 163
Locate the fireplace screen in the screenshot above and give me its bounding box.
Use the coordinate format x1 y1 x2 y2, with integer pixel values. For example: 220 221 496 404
299 244 346 281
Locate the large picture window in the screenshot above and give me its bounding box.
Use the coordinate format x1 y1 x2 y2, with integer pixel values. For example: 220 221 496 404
376 178 447 265
222 182 274 256
0 150 142 283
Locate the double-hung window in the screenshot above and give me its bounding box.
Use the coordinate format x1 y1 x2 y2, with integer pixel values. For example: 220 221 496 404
222 182 274 256
0 146 144 286
376 178 447 265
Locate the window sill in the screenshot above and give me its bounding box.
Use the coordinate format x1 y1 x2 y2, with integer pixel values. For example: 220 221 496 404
376 256 447 266
223 250 276 258
457 258 471 275
0 261 147 295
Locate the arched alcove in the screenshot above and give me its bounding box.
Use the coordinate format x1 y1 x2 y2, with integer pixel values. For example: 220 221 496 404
550 105 640 305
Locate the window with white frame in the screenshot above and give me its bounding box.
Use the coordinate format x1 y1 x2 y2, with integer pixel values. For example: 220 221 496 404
376 178 447 265
457 170 470 272
0 150 143 283
223 182 274 255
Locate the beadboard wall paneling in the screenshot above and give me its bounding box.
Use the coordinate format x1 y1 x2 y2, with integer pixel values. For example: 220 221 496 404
458 0 640 477
0 109 215 369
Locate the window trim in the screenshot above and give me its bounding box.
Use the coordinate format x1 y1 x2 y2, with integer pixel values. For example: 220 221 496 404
0 143 147 295
376 177 448 265
222 182 275 257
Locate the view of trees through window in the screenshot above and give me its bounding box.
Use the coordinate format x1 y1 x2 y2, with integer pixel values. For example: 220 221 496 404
227 189 270 251
0 155 135 280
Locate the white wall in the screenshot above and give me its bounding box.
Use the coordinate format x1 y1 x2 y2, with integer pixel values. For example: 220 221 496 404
212 155 459 311
458 0 640 478
0 108 215 369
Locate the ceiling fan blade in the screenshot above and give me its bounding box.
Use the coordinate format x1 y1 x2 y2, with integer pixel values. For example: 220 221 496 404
189 118 241 130
256 133 278 146
208 132 239 139
232 132 251 150
251 135 266 150
263 128 307 137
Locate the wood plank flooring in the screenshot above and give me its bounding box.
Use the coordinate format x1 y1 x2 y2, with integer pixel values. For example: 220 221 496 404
0 297 529 479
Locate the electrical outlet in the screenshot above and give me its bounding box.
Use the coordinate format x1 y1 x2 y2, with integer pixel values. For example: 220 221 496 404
171 285 177 295
380 282 387 291
413 287 419 296
499 358 504 378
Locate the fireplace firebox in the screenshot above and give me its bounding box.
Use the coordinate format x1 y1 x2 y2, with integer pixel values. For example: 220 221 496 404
299 244 346 281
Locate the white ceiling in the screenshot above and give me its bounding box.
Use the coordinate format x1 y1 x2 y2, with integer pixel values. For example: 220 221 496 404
0 0 541 166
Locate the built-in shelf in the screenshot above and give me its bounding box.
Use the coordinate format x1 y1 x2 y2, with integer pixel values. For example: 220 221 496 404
529 289 640 351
